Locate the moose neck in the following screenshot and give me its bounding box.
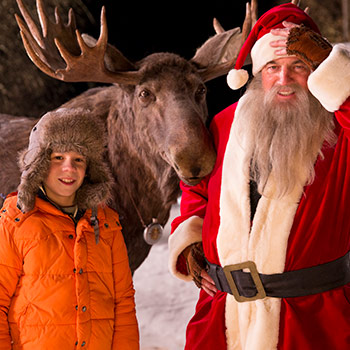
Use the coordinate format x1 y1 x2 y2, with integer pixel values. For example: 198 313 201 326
107 96 180 226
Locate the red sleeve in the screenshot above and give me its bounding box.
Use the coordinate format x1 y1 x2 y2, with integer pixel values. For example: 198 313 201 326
335 96 350 138
170 177 209 275
171 176 209 234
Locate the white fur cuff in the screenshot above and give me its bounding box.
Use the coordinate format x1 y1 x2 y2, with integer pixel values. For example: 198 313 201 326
308 44 350 112
168 216 203 281
251 33 288 75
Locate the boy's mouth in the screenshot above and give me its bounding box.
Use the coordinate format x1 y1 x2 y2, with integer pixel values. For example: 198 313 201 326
59 178 75 184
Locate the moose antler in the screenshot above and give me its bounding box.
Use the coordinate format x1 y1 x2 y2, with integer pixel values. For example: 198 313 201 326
290 0 309 13
240 0 258 47
198 0 258 82
15 0 141 85
213 18 225 34
213 0 258 40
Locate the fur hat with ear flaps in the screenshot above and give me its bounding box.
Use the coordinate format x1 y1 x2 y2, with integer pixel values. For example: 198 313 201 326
227 3 321 90
17 107 114 213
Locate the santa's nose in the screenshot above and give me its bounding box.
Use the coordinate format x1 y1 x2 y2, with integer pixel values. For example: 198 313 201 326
277 66 293 85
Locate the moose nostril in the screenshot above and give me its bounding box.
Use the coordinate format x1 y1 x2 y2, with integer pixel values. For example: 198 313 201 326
190 167 201 177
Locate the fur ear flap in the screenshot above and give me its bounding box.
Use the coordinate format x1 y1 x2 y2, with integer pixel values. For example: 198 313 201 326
76 159 114 209
17 148 50 212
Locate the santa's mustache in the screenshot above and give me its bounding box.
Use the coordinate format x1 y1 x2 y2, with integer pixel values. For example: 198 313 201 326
264 84 304 106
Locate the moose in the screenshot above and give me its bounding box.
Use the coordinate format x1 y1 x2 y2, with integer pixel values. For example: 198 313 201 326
0 0 257 272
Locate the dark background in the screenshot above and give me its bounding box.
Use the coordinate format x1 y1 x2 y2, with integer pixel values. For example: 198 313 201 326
0 0 342 119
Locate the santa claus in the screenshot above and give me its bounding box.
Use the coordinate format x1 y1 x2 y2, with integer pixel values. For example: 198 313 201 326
168 2 350 350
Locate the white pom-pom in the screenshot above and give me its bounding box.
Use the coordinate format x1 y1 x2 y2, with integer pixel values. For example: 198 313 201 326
226 69 249 90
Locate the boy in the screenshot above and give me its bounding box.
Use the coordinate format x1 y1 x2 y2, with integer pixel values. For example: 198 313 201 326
0 107 139 349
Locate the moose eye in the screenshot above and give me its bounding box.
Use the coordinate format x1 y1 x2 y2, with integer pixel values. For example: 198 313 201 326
138 89 155 105
195 85 207 100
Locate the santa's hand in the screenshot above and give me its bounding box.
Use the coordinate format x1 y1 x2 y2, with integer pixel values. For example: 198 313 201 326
182 242 217 296
269 21 332 69
200 270 218 297
270 21 299 56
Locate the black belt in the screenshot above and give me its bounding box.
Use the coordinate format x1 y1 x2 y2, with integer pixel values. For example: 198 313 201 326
206 251 350 302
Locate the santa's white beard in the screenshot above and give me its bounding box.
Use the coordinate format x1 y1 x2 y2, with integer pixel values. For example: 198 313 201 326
235 74 336 197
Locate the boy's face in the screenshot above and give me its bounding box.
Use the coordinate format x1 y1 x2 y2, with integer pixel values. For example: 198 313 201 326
43 151 87 207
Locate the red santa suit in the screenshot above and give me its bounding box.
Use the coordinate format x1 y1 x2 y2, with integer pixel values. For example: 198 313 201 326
168 6 350 350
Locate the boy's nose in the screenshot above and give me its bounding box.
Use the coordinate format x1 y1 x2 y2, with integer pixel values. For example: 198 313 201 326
62 158 76 171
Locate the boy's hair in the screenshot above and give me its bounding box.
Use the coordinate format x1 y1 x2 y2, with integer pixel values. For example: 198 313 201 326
17 107 114 212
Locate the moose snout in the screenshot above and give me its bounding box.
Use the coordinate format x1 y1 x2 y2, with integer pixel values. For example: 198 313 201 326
188 166 201 178
174 163 201 177
174 163 202 184
170 144 216 186
165 114 217 185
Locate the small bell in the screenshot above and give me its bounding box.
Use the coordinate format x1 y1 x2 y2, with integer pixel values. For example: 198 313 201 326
143 218 163 245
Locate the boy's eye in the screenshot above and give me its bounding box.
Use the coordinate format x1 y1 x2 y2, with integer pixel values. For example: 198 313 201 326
53 155 63 160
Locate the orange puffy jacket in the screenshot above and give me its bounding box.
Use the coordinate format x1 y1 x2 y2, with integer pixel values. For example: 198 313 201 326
0 194 139 349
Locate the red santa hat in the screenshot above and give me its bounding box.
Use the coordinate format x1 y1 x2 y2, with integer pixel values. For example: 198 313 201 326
227 3 321 90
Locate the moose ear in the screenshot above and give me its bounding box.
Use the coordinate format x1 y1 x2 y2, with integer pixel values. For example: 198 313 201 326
82 33 137 72
191 27 250 68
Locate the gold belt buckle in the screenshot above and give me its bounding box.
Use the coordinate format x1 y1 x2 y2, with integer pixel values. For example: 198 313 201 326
223 261 266 302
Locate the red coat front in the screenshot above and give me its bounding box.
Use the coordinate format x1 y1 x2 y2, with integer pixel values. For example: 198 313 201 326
168 44 350 349
0 194 139 350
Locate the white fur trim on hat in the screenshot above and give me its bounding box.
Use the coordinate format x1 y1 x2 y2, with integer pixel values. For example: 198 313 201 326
168 216 203 281
308 43 350 112
251 33 289 75
227 69 249 90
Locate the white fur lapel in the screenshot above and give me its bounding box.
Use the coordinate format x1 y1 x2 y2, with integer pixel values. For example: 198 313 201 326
218 95 306 350
308 44 350 113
